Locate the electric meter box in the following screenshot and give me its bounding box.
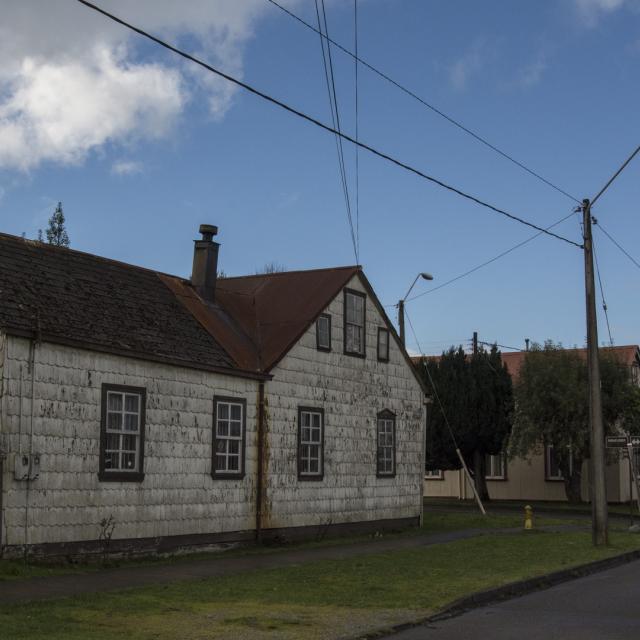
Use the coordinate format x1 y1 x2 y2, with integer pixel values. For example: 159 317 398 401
14 453 30 480
29 453 41 480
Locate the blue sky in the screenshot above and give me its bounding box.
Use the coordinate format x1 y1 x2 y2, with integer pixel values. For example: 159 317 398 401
1 0 639 355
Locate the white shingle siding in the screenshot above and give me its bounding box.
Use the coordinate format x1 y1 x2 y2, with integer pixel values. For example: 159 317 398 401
0 274 425 551
264 275 425 529
0 336 258 548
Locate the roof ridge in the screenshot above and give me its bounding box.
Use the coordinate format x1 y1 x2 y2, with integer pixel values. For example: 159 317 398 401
0 231 184 281
219 265 360 281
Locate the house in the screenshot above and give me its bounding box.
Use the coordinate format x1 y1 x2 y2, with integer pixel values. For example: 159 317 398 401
0 226 427 558
421 346 640 503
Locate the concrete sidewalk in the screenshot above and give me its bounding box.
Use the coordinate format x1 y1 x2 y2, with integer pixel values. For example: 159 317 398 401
0 525 578 605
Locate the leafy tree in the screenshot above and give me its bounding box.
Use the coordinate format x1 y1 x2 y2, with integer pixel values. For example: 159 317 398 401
420 344 514 501
39 202 70 247
509 341 640 503
256 261 286 274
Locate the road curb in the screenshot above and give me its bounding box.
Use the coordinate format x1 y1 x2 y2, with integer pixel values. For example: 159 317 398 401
356 547 640 639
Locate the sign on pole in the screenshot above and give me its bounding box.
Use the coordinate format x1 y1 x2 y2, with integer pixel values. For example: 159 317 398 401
606 435 630 448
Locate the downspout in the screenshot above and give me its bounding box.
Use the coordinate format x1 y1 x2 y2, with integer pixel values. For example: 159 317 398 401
255 381 266 543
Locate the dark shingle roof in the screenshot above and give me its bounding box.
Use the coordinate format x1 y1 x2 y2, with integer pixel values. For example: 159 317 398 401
0 233 238 374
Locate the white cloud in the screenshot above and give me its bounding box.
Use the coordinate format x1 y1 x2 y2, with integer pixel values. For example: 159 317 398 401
111 159 144 176
0 0 285 171
449 41 486 91
574 0 628 26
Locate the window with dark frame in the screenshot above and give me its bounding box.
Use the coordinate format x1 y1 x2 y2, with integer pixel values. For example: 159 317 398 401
344 289 366 357
99 384 146 482
377 327 389 362
377 410 396 476
316 313 331 351
298 407 324 479
212 397 246 479
545 444 572 481
484 453 506 480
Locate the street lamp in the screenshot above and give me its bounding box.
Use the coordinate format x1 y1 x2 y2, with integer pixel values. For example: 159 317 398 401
398 272 433 347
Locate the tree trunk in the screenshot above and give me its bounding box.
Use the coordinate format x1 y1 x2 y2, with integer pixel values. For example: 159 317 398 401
563 465 583 504
473 450 490 502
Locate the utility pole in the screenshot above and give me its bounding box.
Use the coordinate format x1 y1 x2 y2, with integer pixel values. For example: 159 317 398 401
582 198 608 546
472 331 478 356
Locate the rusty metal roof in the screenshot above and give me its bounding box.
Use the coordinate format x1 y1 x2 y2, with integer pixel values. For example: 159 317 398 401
413 346 640 383
214 266 360 371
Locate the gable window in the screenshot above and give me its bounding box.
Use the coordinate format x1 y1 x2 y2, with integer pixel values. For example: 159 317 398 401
344 289 366 357
99 384 146 482
212 397 246 479
545 444 572 481
485 453 506 480
377 410 396 477
298 407 324 479
316 313 331 351
377 328 390 362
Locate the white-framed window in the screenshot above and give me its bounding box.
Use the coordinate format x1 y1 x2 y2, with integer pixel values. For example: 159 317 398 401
377 410 396 476
316 313 331 351
298 408 324 479
344 289 366 356
100 384 145 482
545 444 572 481
377 327 390 362
485 453 506 480
425 469 443 480
213 397 246 478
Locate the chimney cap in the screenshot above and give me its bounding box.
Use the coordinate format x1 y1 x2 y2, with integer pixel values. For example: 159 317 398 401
198 224 218 241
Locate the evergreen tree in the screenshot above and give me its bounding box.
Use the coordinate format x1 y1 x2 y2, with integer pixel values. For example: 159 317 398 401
39 202 70 247
420 345 513 501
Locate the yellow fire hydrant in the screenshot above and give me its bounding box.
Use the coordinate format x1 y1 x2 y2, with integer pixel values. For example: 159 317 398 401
524 505 533 530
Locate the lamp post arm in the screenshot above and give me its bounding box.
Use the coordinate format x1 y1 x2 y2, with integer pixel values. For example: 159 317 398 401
402 274 421 302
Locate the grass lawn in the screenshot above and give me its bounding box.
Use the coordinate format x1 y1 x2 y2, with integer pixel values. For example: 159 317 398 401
425 497 638 516
1 529 639 640
0 510 574 582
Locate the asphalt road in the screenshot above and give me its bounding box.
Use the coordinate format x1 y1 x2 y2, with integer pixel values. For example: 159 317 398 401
384 559 640 640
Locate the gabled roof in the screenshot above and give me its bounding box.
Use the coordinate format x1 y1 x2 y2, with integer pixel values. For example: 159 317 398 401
0 233 372 379
215 267 360 372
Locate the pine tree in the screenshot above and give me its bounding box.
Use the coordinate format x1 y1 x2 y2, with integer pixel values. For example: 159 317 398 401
39 202 70 247
420 344 513 501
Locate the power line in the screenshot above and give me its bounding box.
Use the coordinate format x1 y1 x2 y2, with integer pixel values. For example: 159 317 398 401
590 143 640 208
265 0 580 205
592 236 614 346
595 221 640 272
354 0 360 262
404 212 578 303
476 340 523 352
314 0 358 262
76 0 583 250
405 310 461 451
